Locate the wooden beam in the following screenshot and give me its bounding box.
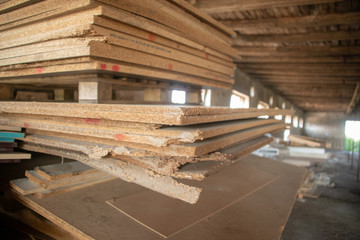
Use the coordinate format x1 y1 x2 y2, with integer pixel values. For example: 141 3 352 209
250 74 359 83
239 68 360 77
346 82 360 114
234 31 360 45
278 89 355 98
236 46 360 57
236 55 360 64
168 0 236 37
222 12 360 31
237 63 360 71
285 96 352 104
194 0 343 14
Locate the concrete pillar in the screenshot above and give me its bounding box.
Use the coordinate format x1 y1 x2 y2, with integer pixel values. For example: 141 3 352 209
210 88 231 107
144 88 168 102
78 81 112 103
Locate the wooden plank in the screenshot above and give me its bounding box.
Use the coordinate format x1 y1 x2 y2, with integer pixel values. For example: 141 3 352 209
0 152 31 159
10 178 42 195
0 125 22 132
21 143 202 204
35 161 97 180
195 0 343 14
288 135 323 148
222 12 360 31
0 131 24 138
0 142 17 147
34 174 115 199
0 147 14 152
0 102 293 125
106 162 278 238
0 137 15 142
234 31 360 45
0 159 21 163
0 0 41 14
236 46 360 57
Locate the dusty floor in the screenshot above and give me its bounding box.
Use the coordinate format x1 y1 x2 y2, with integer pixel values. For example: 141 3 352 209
281 151 360 240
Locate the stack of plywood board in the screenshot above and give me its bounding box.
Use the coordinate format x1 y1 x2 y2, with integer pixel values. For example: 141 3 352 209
0 124 31 163
0 102 291 203
10 161 114 198
0 0 236 89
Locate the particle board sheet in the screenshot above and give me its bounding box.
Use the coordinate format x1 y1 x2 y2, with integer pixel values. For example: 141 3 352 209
106 162 278 238
0 113 280 146
21 122 285 157
0 102 293 125
11 154 306 240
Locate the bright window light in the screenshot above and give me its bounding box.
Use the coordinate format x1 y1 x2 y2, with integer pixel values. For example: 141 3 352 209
257 101 269 109
275 115 283 120
345 120 360 141
230 90 249 108
171 90 186 104
284 129 290 141
299 118 304 128
201 89 211 107
293 116 298 128
285 115 292 124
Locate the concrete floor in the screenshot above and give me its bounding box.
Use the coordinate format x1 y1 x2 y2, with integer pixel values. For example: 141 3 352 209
281 151 360 240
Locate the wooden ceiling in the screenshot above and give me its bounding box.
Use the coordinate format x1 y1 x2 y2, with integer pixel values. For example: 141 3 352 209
191 0 360 112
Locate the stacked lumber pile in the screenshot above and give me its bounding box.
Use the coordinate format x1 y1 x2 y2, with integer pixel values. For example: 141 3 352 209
0 124 30 163
0 0 236 89
1 102 290 203
10 161 114 198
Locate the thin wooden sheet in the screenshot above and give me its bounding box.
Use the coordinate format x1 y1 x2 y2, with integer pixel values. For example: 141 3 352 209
106 162 278 237
12 154 306 240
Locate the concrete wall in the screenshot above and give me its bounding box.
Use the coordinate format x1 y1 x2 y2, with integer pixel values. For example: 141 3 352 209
304 112 347 150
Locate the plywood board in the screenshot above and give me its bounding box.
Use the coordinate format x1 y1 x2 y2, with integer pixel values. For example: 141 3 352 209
11 154 306 240
35 161 97 180
0 131 24 138
0 102 293 125
106 162 278 238
0 152 31 159
0 125 22 131
22 123 285 157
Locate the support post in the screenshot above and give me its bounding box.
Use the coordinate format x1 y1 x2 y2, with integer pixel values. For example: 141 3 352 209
78 81 112 103
144 88 168 103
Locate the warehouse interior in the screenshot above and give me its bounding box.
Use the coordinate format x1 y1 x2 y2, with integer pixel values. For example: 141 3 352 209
0 0 359 239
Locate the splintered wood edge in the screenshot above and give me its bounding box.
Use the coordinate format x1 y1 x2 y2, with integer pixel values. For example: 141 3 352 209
20 143 202 204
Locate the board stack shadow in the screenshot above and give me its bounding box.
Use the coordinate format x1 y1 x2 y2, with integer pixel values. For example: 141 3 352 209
1 102 291 204
0 124 31 163
0 0 237 89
